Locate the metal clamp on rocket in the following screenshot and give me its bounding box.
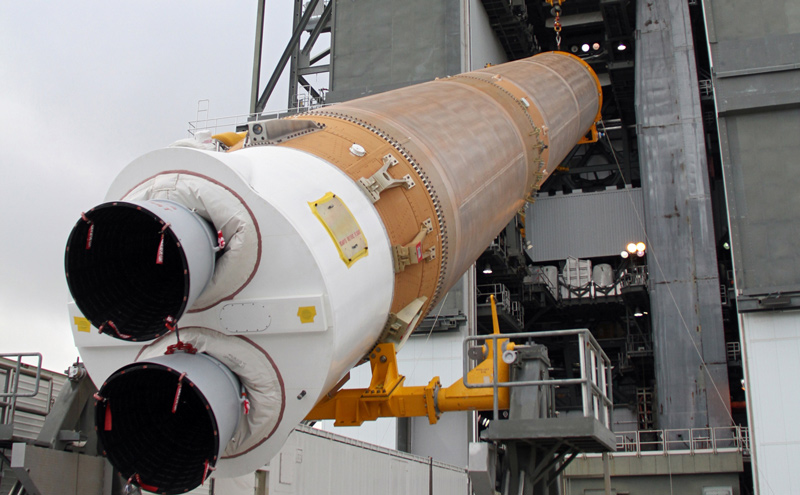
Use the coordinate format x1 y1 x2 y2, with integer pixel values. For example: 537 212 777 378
64 51 600 493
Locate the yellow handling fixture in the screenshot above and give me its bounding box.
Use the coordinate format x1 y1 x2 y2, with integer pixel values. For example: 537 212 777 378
305 295 513 425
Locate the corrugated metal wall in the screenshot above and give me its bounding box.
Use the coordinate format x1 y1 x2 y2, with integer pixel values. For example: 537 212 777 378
525 187 646 262
269 426 468 494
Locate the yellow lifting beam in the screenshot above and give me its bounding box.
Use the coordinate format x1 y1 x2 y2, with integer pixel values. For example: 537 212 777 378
305 295 513 426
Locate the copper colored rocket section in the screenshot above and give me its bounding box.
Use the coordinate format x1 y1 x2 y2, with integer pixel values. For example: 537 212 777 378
281 52 601 342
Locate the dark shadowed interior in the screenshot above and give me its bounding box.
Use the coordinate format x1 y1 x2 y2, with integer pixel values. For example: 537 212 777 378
65 202 190 341
96 362 219 494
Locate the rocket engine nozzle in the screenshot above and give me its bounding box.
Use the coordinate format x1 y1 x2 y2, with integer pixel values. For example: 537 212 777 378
65 199 218 341
95 352 242 494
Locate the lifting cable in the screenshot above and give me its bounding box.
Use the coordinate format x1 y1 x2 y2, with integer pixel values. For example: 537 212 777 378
548 0 564 51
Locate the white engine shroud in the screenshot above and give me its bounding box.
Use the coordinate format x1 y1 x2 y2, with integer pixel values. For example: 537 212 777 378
69 145 395 476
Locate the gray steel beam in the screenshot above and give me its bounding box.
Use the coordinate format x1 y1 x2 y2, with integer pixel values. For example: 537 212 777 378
36 367 98 453
301 0 332 58
254 0 321 113
309 48 331 66
249 0 266 114
291 0 332 107
634 0 730 429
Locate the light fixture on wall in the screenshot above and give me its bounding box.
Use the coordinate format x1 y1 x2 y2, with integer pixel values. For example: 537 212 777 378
626 241 647 257
483 264 493 275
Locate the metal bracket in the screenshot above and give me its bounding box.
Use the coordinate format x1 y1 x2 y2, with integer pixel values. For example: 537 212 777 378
382 296 428 343
245 118 324 146
392 223 432 272
577 122 600 144
364 344 404 399
358 154 415 202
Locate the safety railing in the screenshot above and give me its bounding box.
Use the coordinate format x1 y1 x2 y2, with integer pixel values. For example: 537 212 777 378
527 268 559 299
477 284 513 314
626 332 652 357
510 301 524 327
188 111 280 137
698 78 713 97
292 84 329 111
0 353 44 425
619 265 648 289
611 426 748 456
726 341 741 362
462 329 613 428
187 103 330 137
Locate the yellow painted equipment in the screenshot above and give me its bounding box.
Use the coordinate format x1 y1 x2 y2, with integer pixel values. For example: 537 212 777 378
306 295 513 425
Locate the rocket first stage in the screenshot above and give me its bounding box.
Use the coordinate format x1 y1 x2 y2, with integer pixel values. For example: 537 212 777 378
64 51 600 493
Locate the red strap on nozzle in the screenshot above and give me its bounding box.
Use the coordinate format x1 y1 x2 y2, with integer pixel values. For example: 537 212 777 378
165 315 177 331
81 212 94 250
217 230 226 250
202 459 216 485
156 223 170 265
172 372 187 414
98 320 131 340
104 401 112 431
165 340 198 355
156 234 165 264
128 474 159 493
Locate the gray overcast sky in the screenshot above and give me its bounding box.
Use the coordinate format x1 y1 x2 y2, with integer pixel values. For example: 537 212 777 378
0 1 293 372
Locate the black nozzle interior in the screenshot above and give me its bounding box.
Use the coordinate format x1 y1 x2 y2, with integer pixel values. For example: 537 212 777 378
65 203 189 340
96 363 219 494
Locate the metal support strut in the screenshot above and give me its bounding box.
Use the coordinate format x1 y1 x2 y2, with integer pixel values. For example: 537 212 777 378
305 295 512 426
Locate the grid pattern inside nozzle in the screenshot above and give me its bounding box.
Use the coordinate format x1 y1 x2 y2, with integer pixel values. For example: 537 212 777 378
96 363 219 494
65 203 190 341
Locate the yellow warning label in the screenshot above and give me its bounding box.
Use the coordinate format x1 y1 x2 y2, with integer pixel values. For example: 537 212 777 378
297 306 317 324
309 192 368 268
74 317 91 333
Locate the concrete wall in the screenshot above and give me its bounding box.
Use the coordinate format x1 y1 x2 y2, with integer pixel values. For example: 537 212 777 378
740 310 800 494
704 0 800 309
564 473 740 495
564 452 743 495
703 0 800 491
466 0 507 70
329 0 507 101
329 0 463 102
635 0 730 430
